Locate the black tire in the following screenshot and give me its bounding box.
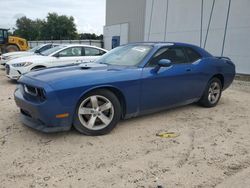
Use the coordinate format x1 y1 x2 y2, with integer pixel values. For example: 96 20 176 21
6 45 19 52
198 77 222 107
73 89 121 136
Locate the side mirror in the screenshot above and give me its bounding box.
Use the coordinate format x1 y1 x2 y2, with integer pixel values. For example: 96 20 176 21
152 59 172 73
157 59 172 67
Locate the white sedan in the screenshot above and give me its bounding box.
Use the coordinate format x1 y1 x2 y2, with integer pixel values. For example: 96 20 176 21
0 44 58 66
5 44 108 80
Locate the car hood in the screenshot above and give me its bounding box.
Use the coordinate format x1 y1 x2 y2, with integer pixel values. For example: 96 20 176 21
7 54 53 65
3 51 31 56
2 51 34 60
21 63 140 89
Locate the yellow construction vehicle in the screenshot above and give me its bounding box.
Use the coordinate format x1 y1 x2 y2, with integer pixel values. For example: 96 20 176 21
0 28 29 54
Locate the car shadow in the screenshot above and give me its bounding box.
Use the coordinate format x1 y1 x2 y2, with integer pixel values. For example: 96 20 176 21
7 79 18 84
20 124 80 141
118 103 200 126
20 103 201 139
19 99 227 139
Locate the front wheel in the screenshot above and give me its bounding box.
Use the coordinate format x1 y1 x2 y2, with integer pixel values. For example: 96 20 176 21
73 89 121 135
198 77 222 107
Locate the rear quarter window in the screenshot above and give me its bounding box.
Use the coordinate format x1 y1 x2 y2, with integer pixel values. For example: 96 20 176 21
185 48 201 63
84 47 105 56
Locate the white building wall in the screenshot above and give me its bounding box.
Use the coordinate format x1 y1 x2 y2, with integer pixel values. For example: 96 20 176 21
103 23 129 50
144 0 250 74
105 0 146 50
223 0 250 75
144 0 168 41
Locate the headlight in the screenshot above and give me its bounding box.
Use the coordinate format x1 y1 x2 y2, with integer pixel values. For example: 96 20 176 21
12 62 32 67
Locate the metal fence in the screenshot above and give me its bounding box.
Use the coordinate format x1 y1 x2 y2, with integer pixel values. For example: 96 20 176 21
28 40 104 49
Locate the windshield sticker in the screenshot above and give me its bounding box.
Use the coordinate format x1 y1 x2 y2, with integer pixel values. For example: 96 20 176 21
132 47 147 52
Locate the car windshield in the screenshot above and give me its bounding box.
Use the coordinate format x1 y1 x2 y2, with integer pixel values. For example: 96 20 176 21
95 45 152 66
28 45 42 52
40 45 66 56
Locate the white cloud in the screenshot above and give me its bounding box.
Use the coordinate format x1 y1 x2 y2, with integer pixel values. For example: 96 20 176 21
13 13 26 19
0 0 105 34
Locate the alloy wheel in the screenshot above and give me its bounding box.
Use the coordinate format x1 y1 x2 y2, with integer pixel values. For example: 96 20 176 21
78 95 114 130
208 82 221 104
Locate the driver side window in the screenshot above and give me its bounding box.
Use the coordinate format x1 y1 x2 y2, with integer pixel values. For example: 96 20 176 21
148 47 188 66
58 47 82 57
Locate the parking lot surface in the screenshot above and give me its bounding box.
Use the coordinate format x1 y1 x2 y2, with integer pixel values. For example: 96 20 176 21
0 69 250 188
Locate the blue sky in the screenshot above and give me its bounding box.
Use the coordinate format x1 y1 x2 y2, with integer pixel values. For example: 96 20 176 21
0 0 106 34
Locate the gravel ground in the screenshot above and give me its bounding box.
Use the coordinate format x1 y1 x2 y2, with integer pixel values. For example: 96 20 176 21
0 69 250 188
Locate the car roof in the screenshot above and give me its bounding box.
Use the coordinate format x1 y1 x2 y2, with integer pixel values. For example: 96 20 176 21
56 44 107 51
127 41 212 57
35 43 58 48
59 44 101 48
128 41 200 48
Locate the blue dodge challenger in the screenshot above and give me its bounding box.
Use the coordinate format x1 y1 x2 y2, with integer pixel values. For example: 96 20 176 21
14 42 235 135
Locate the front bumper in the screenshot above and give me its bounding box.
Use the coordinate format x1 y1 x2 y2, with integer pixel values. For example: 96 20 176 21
20 113 71 133
6 64 22 80
14 84 74 133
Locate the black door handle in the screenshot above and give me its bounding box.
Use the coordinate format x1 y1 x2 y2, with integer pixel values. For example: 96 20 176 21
186 68 192 72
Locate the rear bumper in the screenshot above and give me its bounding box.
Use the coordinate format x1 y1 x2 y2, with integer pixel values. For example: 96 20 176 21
14 85 74 133
223 65 236 90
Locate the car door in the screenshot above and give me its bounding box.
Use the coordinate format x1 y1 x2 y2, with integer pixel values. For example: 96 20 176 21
52 46 84 66
81 47 106 63
140 46 201 114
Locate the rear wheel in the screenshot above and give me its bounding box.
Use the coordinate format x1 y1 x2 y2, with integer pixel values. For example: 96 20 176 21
198 77 222 107
73 89 121 135
6 45 19 52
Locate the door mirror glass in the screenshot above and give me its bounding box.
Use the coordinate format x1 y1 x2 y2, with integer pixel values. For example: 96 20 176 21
157 59 172 67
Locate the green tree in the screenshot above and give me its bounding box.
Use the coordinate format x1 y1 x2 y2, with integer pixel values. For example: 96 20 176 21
13 17 39 40
13 13 78 40
13 13 102 41
35 19 47 40
79 33 103 40
42 13 77 40
97 34 103 40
